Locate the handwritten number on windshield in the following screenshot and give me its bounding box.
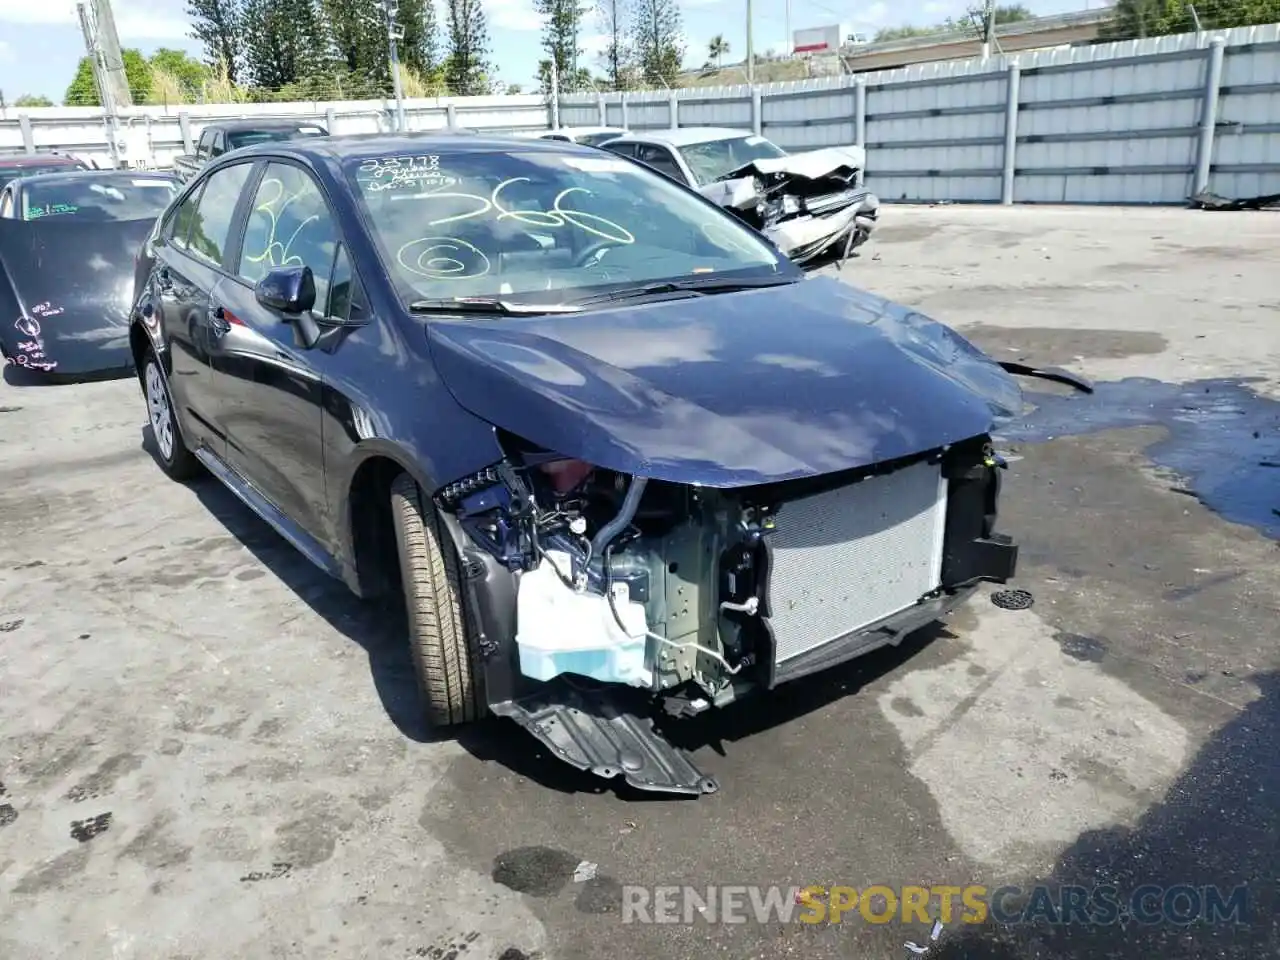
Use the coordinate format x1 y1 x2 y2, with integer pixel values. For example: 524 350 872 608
397 237 493 281
392 176 635 281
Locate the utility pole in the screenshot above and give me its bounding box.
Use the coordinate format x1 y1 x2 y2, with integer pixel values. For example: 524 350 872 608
981 0 995 58
90 0 132 107
76 0 122 167
746 0 754 83
549 57 560 129
382 0 407 131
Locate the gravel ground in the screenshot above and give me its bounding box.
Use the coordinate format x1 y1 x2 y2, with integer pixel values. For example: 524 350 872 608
2 203 1278 960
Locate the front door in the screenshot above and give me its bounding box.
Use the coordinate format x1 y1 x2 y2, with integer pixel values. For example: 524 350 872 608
156 160 255 456
211 160 342 547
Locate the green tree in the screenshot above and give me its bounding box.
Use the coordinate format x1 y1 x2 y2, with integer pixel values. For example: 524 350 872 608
596 0 632 90
537 58 592 93
876 5 1032 43
708 33 728 69
187 0 245 82
994 4 1034 22
399 0 441 79
873 24 947 41
446 0 491 95
64 49 153 106
149 48 211 100
537 0 586 93
630 0 682 85
14 94 54 107
1102 0 1280 37
242 0 331 90
324 0 389 86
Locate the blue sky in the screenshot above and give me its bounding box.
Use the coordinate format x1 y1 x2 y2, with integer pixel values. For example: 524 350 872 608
0 0 1090 103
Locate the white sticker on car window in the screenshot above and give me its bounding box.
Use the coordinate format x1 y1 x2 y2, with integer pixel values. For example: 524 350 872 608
133 179 174 187
744 135 766 145
560 156 632 173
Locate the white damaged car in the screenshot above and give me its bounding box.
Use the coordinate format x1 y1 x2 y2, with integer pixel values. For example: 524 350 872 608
601 127 878 266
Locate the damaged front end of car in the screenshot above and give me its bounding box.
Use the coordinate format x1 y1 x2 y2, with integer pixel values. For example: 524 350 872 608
435 430 1016 796
703 146 879 268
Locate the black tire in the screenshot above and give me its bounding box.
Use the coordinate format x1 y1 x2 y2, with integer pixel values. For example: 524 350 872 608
142 348 201 481
389 472 485 727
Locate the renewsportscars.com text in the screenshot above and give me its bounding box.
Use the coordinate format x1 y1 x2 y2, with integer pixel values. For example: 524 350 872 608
620 884 1251 926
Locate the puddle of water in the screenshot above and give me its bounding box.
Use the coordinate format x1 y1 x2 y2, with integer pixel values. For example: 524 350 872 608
996 377 1280 539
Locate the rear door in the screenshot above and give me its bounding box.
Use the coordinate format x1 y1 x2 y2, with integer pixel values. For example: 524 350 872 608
210 159 346 545
153 160 256 456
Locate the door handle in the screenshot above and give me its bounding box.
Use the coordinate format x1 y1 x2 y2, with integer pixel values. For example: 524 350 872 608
209 304 231 339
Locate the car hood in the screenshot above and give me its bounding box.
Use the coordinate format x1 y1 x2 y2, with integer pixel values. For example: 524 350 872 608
424 276 1024 487
0 216 148 376
715 145 866 184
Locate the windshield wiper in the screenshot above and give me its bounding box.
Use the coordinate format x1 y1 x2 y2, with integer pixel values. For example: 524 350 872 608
408 297 583 315
569 274 796 307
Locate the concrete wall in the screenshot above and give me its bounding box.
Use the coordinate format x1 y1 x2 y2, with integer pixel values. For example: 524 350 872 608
3 22 1278 204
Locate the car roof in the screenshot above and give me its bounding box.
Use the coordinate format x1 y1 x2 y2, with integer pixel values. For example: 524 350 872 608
13 169 178 187
606 127 755 147
230 132 607 165
541 127 626 136
208 119 328 132
0 153 86 168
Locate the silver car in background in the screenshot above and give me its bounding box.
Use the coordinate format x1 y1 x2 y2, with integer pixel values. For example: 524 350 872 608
599 127 879 267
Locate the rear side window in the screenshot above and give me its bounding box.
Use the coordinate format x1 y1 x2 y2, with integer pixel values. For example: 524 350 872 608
187 162 254 267
166 185 202 248
602 141 636 158
637 145 687 184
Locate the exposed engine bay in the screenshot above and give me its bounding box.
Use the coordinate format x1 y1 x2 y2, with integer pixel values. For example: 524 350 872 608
700 145 880 267
436 433 1018 794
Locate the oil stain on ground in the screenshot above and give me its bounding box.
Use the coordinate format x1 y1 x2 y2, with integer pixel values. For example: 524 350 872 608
997 377 1280 539
491 847 580 897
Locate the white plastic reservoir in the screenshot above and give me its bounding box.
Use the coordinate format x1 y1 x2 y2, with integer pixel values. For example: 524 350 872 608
515 551 653 687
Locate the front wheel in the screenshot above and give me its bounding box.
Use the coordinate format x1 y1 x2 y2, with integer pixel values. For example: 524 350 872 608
389 472 486 727
142 350 201 481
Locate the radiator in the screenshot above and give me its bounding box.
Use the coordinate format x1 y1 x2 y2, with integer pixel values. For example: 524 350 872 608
765 458 949 666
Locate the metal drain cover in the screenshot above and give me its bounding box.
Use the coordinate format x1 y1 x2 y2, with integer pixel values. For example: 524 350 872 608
991 588 1034 610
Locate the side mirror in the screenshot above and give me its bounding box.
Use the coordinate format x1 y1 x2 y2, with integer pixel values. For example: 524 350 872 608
255 265 316 316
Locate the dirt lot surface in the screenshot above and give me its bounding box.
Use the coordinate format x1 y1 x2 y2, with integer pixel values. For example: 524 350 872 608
2 204 1278 960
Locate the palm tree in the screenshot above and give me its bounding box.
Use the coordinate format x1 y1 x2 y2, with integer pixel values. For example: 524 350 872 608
709 34 729 70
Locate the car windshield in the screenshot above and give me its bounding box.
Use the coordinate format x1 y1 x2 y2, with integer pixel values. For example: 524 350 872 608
22 175 178 221
227 126 326 149
678 135 788 184
346 148 795 306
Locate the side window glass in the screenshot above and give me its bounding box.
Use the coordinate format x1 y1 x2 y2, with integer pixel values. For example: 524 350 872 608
603 142 635 158
638 146 687 184
237 162 339 311
325 243 366 322
166 184 203 249
0 191 12 218
188 162 253 266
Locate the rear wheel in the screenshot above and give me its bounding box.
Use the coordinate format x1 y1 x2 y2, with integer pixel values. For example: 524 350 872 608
389 472 486 727
143 350 201 481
